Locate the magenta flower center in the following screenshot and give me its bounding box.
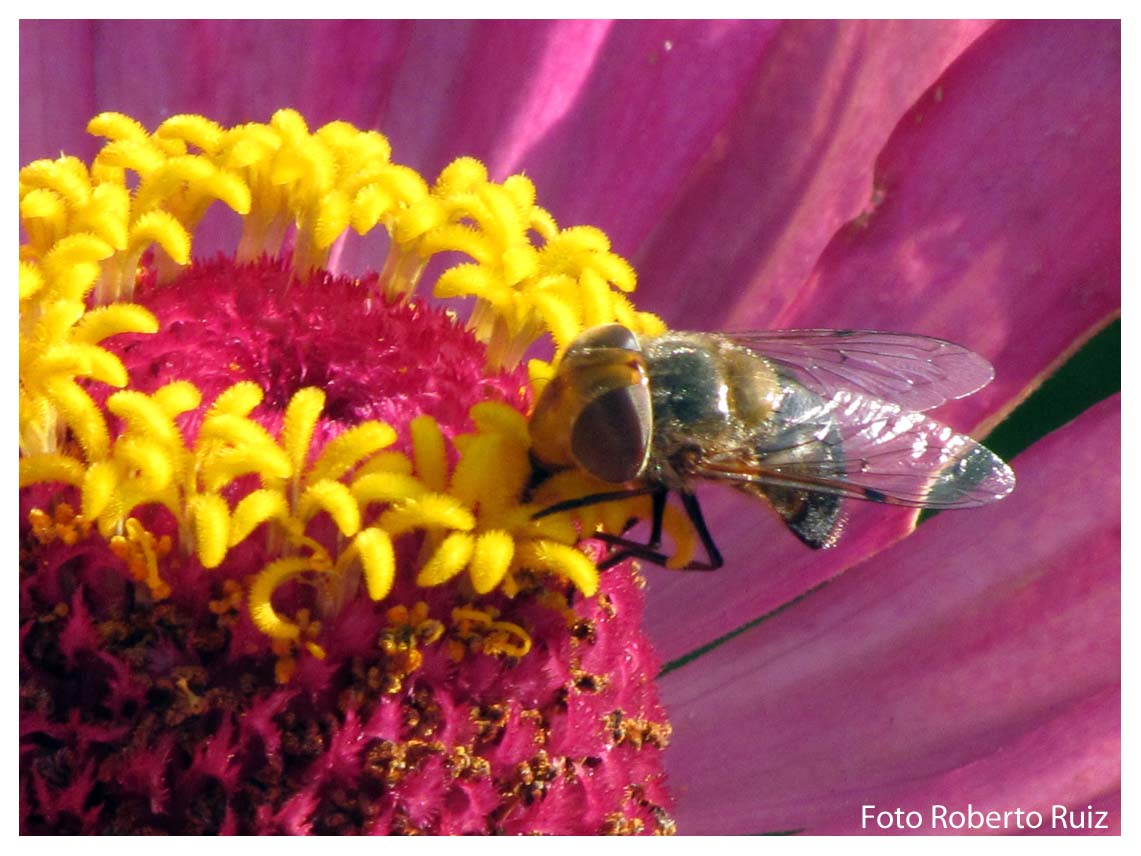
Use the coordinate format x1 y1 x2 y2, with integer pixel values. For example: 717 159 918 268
20 112 675 835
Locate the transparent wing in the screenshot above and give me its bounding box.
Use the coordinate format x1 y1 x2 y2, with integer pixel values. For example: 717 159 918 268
695 390 1015 509
726 329 996 412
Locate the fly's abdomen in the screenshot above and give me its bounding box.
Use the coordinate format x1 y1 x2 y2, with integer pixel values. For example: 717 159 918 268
745 376 845 548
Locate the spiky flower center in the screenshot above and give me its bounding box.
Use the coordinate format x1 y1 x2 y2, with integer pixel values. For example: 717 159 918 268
18 109 678 654
20 110 675 834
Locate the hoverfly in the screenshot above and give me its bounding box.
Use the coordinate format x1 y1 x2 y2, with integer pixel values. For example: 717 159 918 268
529 324 1015 570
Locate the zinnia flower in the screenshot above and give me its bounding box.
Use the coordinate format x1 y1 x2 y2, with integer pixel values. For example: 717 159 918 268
20 19 1119 835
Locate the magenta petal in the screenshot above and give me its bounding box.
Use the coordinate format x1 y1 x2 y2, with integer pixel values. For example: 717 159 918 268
815 687 1120 836
644 499 917 665
490 21 780 251
643 19 1118 661
640 20 1001 662
19 20 418 162
774 20 1120 431
19 21 777 241
660 396 1119 834
19 20 99 164
631 20 992 328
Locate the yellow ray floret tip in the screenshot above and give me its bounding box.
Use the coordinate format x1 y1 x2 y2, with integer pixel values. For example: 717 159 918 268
190 493 232 569
355 527 396 601
72 303 160 344
229 489 290 546
249 556 314 641
18 110 659 660
299 479 361 537
209 381 264 418
410 414 448 492
517 541 600 598
307 421 397 485
128 210 191 265
19 454 86 488
380 493 476 536
470 530 516 595
22 110 649 372
281 387 326 473
417 531 476 587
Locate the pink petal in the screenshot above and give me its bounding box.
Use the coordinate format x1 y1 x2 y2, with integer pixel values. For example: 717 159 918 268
816 687 1120 836
660 395 1119 834
642 19 1119 661
19 20 99 164
482 21 780 251
631 20 992 328
643 498 918 665
771 19 1120 433
19 21 775 230
20 20 414 162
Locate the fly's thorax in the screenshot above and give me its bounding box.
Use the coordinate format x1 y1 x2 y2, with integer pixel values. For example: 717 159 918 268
640 333 784 485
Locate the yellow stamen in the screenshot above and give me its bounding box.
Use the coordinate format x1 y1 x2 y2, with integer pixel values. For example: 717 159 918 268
417 531 476 587
107 517 172 599
484 621 533 658
353 527 396 601
208 579 244 616
469 530 516 595
27 503 92 546
410 414 448 492
267 606 325 683
248 556 316 641
377 602 446 690
189 493 231 569
19 110 671 659
281 387 325 474
449 606 533 659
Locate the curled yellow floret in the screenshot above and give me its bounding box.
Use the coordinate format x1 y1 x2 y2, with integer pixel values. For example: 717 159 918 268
22 109 660 375
19 109 670 664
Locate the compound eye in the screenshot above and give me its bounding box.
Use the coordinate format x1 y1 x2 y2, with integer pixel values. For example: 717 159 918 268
571 382 652 484
567 324 639 354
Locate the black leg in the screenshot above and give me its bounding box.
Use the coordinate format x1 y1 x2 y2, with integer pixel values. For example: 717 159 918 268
533 484 724 572
594 489 722 572
679 490 723 570
532 485 661 519
594 487 668 570
647 487 666 546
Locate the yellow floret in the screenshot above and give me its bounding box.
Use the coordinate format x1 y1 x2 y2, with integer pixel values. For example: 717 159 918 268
19 110 670 664
353 527 397 601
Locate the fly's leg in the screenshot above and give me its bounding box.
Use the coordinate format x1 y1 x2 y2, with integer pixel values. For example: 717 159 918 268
679 490 723 570
595 487 667 570
595 489 723 571
533 485 724 571
532 485 661 519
